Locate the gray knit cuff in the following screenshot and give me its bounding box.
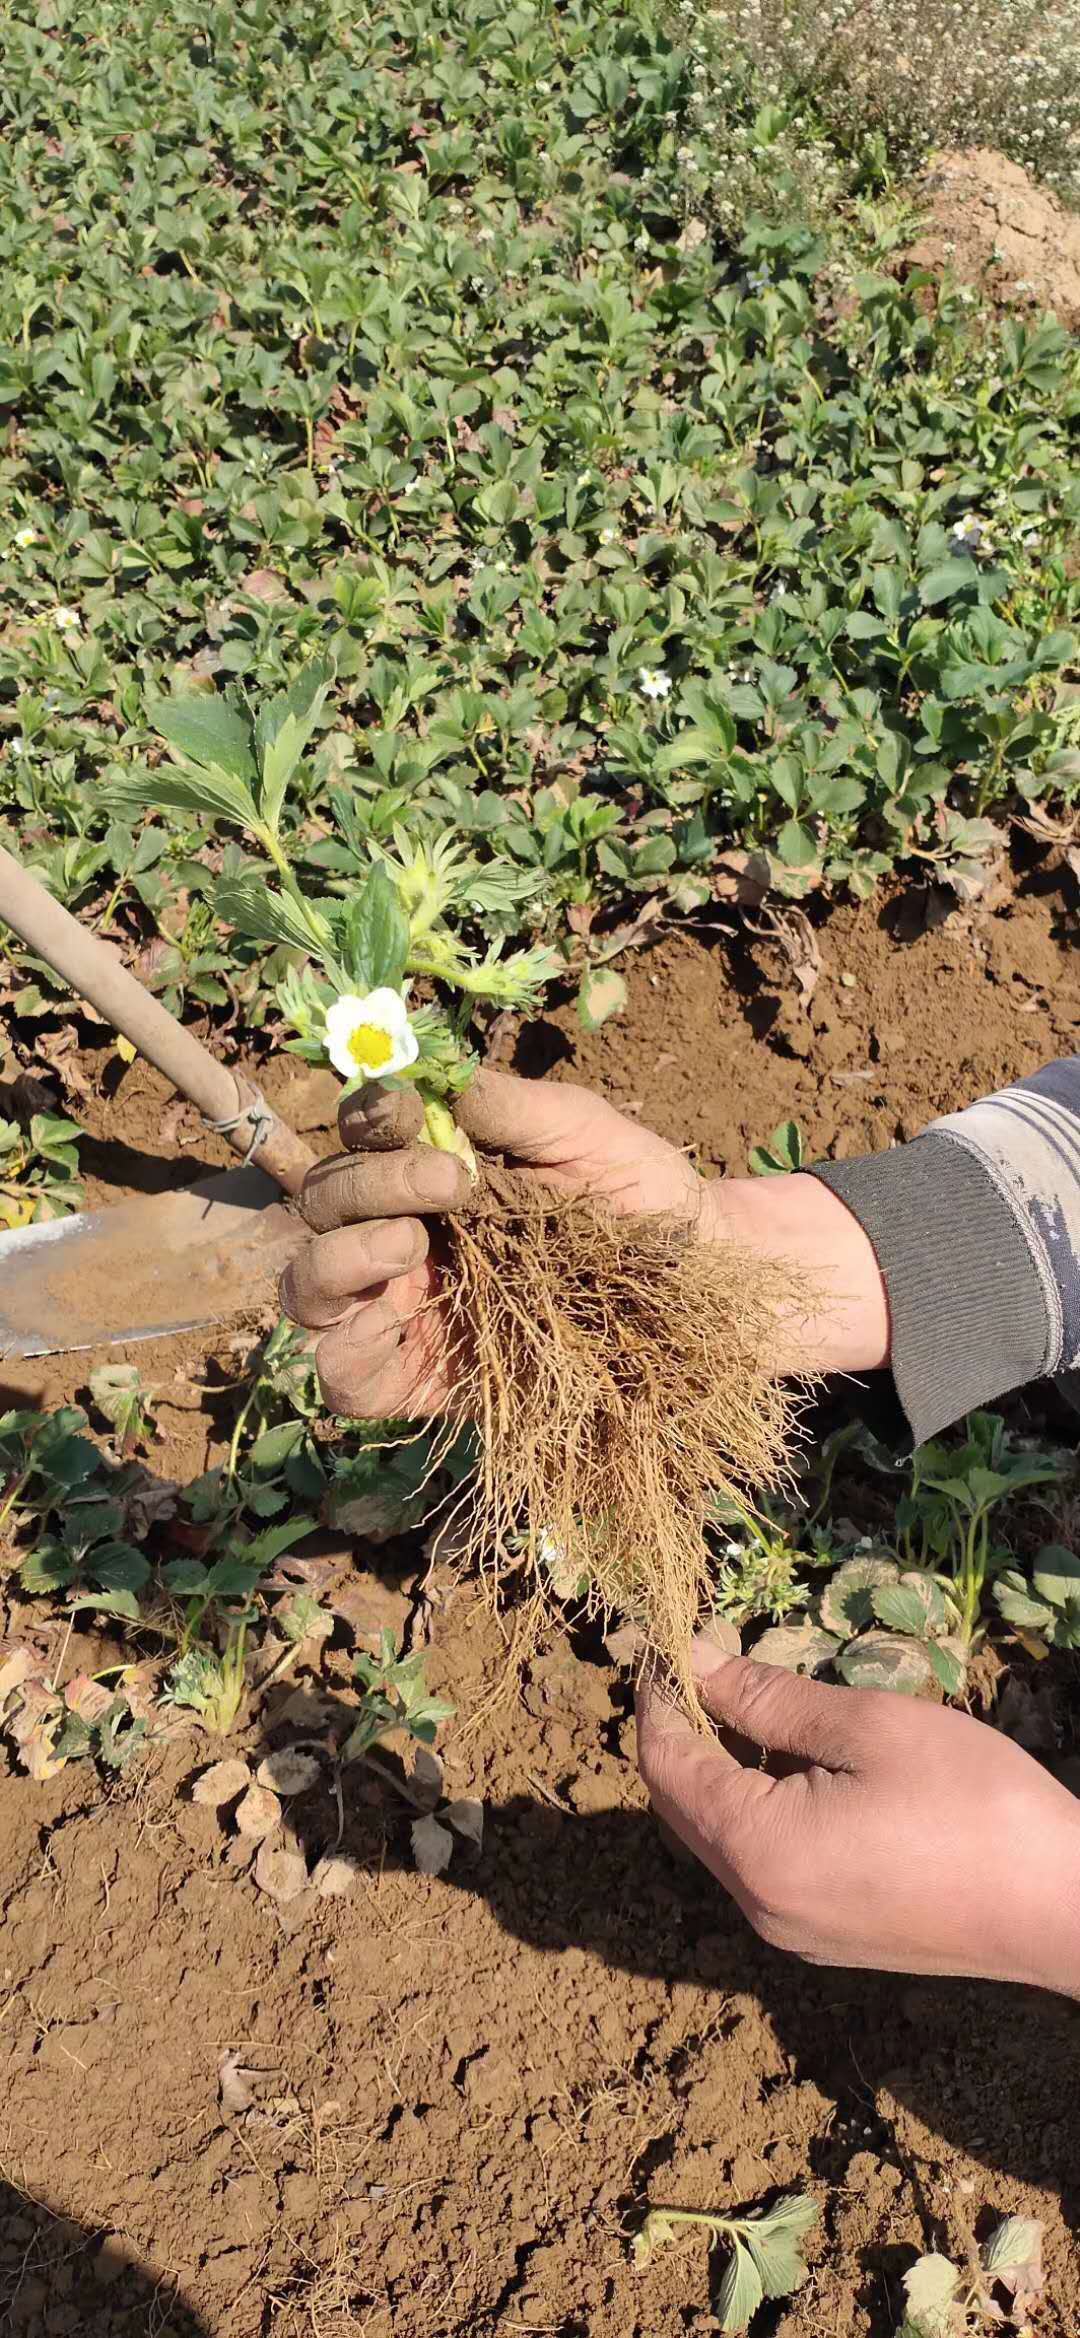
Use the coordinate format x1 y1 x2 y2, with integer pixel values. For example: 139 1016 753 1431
807 1133 1054 1447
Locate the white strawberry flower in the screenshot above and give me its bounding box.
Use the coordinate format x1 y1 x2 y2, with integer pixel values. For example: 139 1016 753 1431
639 666 672 700
325 988 419 1083
52 605 81 632
13 526 37 550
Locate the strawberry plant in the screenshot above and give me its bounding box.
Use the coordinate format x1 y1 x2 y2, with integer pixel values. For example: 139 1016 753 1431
634 2191 819 2330
0 1111 83 1229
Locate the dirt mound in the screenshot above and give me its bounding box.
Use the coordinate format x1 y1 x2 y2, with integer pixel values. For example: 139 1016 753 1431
905 148 1080 326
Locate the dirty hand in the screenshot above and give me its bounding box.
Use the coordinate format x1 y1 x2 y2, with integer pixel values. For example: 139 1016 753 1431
282 1068 703 1417
636 1638 1080 1994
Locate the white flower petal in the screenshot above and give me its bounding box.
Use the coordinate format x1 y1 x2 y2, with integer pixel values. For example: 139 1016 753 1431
324 989 419 1084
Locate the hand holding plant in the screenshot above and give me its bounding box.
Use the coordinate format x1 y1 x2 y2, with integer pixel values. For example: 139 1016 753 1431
118 670 815 1710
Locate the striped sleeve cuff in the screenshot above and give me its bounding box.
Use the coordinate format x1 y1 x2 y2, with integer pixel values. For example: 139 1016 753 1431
808 1124 1057 1449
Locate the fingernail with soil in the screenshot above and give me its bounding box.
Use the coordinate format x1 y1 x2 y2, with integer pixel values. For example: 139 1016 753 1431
691 1620 741 1669
410 1150 466 1205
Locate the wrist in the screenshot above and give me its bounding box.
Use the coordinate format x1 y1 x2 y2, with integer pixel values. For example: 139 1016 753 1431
699 1174 891 1377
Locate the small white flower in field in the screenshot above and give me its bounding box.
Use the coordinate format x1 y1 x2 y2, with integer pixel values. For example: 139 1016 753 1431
52 605 80 632
325 989 419 1083
639 667 672 700
493 559 508 573
950 514 991 555
13 526 37 549
599 526 617 544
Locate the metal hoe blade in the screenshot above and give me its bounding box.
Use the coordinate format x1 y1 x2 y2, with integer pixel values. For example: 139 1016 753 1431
0 1169 302 1359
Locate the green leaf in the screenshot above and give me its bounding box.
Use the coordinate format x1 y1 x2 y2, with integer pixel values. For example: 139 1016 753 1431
35 1431 101 1490
897 2252 961 2337
205 1557 265 1598
748 1119 803 1176
872 1573 947 1639
750 1622 839 1675
577 968 627 1031
1032 1544 1080 1613
918 560 978 607
338 864 409 991
775 818 817 869
981 2213 1044 2313
216 877 330 955
743 2194 817 2298
255 660 334 833
837 1632 933 1695
162 1559 212 1597
68 1587 141 1622
993 1569 1055 1632
249 1420 308 1472
108 765 259 830
90 1542 151 1595
716 2239 764 2332
21 1543 76 1594
88 1363 149 1443
928 1638 967 1697
149 691 257 785
819 1555 899 1637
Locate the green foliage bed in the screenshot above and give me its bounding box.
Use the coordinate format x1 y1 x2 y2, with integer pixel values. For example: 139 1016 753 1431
1 0 1078 1011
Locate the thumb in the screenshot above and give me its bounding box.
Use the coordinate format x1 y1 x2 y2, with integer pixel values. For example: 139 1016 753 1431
690 1643 864 1772
338 1067 600 1166
454 1066 604 1163
635 1659 772 1872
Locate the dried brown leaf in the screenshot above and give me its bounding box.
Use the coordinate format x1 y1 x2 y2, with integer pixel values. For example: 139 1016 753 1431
312 1854 358 1898
256 1749 322 1797
444 1797 483 1851
410 1814 454 1876
236 1783 282 1841
193 1758 251 1807
253 1843 309 1902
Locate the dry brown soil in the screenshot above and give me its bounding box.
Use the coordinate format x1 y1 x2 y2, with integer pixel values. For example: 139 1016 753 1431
2 870 1080 2338
905 147 1080 328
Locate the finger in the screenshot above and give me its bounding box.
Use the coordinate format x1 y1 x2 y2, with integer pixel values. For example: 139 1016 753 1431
689 1642 866 1772
453 1066 611 1163
315 1305 444 1418
280 1219 429 1329
338 1084 426 1153
301 1142 469 1234
635 1663 772 1888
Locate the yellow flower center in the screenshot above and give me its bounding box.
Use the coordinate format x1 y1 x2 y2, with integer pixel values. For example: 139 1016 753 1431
347 1022 394 1072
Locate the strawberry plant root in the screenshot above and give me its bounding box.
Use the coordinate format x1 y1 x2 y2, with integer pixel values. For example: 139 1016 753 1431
438 1175 815 1709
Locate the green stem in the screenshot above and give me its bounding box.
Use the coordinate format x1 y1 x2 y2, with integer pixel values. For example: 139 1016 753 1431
0 1466 33 1542
418 1088 477 1178
227 1383 257 1487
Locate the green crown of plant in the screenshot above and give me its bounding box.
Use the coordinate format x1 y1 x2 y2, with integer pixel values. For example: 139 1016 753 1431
111 665 561 1153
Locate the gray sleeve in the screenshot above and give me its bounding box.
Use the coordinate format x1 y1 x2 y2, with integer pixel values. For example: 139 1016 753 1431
807 1056 1080 1446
